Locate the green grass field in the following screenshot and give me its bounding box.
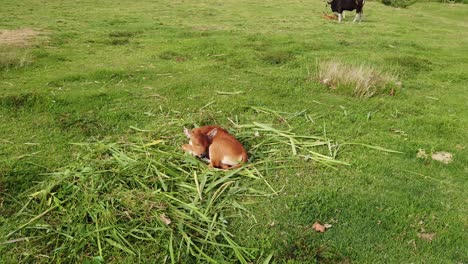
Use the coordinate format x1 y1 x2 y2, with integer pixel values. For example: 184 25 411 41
1 0 467 263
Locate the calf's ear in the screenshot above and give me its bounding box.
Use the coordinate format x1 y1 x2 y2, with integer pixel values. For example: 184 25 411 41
184 127 191 138
207 128 218 139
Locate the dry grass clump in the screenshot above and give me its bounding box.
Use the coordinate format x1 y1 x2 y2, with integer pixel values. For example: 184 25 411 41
0 48 33 70
0 28 41 46
0 29 43 70
317 61 399 98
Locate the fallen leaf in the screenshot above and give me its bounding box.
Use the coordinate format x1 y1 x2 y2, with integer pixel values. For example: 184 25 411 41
416 149 428 159
312 221 326 233
159 213 171 225
417 232 435 242
322 14 338 21
455 144 465 150
431 152 453 164
324 223 332 229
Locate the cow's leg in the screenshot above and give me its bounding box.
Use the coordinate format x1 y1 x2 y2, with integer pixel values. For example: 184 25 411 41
358 12 363 22
353 12 359 23
342 11 345 19
355 5 363 23
337 13 342 23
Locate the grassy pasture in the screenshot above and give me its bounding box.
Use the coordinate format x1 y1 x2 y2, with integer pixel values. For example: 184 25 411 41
1 0 467 263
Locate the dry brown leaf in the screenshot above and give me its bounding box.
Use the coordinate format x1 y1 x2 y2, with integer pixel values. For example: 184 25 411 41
312 221 326 233
159 213 171 225
322 14 338 20
431 152 453 164
417 232 435 242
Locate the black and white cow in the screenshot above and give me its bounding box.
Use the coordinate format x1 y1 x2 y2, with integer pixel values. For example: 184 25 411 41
327 0 365 23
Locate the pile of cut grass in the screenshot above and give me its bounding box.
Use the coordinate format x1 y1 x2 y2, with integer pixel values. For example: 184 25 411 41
236 122 348 168
3 139 271 263
2 115 397 262
317 61 399 98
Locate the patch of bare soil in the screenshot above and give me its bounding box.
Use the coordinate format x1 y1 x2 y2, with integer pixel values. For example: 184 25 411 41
431 151 453 164
0 28 41 46
418 232 436 242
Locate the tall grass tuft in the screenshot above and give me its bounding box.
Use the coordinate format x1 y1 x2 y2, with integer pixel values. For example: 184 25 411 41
0 48 33 70
317 61 399 98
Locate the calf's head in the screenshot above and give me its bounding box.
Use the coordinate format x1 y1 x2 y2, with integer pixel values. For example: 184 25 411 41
184 127 218 158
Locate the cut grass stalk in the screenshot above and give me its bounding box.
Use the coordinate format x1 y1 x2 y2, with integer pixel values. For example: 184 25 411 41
96 217 103 259
217 90 244 95
340 142 403 153
0 236 38 245
193 171 203 201
6 204 59 238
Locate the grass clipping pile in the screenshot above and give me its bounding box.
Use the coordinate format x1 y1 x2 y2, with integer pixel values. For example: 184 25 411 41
4 120 395 262
7 140 266 263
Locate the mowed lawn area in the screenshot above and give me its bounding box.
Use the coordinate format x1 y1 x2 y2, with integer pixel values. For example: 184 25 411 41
1 0 467 263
